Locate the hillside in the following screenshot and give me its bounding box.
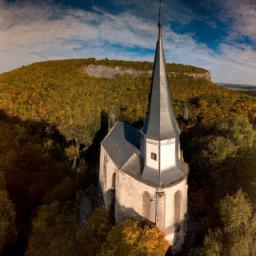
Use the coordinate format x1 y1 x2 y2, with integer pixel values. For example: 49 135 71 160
218 83 256 96
0 58 256 256
0 58 253 145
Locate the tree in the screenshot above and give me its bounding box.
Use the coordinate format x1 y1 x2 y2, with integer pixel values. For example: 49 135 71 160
77 207 111 256
214 115 255 149
207 136 236 163
189 229 222 256
26 201 78 256
26 204 111 256
0 172 16 252
191 190 256 256
101 219 169 256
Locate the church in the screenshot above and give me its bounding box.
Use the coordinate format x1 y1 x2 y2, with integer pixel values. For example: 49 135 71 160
99 2 189 247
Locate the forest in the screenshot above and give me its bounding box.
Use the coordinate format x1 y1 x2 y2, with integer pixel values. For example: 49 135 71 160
0 58 256 256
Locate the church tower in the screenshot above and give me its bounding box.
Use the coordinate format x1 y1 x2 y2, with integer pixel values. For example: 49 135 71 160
141 0 182 186
99 0 189 250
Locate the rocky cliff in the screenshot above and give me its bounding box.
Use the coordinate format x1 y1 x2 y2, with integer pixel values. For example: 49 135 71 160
85 64 212 81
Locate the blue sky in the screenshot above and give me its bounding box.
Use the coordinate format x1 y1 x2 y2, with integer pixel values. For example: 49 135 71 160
1 0 256 85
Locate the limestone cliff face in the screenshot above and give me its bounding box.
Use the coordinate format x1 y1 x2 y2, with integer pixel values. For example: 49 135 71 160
170 71 211 81
85 64 212 81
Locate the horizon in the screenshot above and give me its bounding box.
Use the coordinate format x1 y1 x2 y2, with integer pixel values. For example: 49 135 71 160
1 0 256 85
2 57 256 87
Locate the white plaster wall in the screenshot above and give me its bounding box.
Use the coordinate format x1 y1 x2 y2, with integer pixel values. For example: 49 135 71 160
144 138 177 172
178 142 181 160
115 169 188 232
106 158 116 189
164 178 188 247
160 138 176 170
163 179 188 229
145 139 159 169
156 190 166 231
139 177 188 245
115 171 156 223
99 146 106 192
100 143 188 246
99 146 118 209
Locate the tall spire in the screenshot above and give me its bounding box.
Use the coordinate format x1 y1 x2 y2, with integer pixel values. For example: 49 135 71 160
158 0 162 30
143 0 180 140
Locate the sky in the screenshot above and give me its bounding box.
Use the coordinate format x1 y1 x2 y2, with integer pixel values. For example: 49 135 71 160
1 0 256 85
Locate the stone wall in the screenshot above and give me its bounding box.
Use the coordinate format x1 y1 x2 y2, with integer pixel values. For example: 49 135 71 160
99 146 117 209
162 178 188 245
99 144 188 249
115 170 156 223
115 168 188 247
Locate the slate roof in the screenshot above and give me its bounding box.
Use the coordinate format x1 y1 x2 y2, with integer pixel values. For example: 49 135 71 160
142 23 180 140
142 166 186 187
102 122 188 187
101 121 141 170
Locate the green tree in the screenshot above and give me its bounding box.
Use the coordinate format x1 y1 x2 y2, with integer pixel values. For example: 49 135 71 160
207 136 236 163
189 229 222 256
192 190 256 256
214 115 255 148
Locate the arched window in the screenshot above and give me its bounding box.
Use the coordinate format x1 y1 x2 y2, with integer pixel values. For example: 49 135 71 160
103 154 107 174
110 173 116 216
174 190 183 223
142 192 155 222
142 191 151 219
111 173 116 189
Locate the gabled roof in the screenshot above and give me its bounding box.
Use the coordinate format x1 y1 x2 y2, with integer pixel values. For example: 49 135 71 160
101 122 188 187
101 121 140 170
142 20 180 140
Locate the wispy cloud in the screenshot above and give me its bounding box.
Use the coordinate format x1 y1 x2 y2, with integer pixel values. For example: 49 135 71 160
219 0 256 42
0 0 256 85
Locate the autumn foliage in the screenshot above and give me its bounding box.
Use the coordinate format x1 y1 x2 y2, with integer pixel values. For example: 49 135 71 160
0 59 255 255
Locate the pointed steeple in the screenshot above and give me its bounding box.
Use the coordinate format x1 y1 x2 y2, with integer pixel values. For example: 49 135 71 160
143 0 180 140
158 0 162 30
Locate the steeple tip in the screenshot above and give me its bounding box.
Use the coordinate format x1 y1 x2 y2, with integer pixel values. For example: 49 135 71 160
158 0 162 29
143 0 181 141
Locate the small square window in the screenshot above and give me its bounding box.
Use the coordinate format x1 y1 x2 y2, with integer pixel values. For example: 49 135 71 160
151 153 157 161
